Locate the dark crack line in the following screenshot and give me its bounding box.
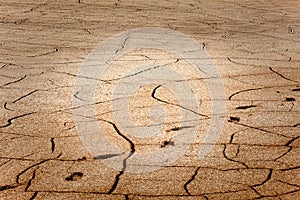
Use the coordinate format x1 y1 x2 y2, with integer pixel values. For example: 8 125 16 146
107 153 132 194
166 125 194 132
0 64 6 69
228 84 299 101
294 123 300 127
289 102 294 112
253 189 299 199
280 165 300 171
274 146 292 161
229 87 264 100
228 121 291 138
236 105 257 110
234 144 240 158
276 180 300 188
16 159 48 184
202 42 206 50
106 65 161 82
0 112 36 128
0 74 17 78
28 48 59 58
252 169 273 187
22 150 44 160
98 120 135 194
25 169 36 192
1 75 26 87
105 59 178 82
54 97 124 114
184 166 200 195
51 138 55 153
223 144 249 168
109 121 135 153
12 90 39 104
229 128 248 144
286 136 300 146
269 67 299 83
52 71 110 84
0 158 11 167
0 184 17 192
249 186 262 198
152 85 208 118
73 91 86 101
29 191 38 200
292 88 300 92
24 1 49 12
115 36 129 54
3 102 13 111
227 57 260 68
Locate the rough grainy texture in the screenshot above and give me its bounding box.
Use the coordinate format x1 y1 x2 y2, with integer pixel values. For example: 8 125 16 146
0 0 300 199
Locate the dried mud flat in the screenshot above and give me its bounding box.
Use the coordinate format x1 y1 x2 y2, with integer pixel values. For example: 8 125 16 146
0 0 300 199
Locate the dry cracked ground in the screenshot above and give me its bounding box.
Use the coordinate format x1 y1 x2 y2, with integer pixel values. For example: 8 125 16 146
1 0 300 199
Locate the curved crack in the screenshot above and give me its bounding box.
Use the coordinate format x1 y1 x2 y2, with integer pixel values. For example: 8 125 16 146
0 112 36 128
269 67 299 83
151 85 208 118
184 166 200 195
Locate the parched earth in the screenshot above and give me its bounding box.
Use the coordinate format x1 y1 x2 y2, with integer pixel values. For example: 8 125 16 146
0 0 300 199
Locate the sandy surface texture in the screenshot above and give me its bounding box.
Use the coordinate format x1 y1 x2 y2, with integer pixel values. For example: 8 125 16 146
0 0 300 199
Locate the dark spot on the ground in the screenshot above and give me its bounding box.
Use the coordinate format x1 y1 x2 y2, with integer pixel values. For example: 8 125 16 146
228 116 240 122
286 97 296 102
168 127 180 132
161 140 175 148
65 172 83 181
292 88 300 92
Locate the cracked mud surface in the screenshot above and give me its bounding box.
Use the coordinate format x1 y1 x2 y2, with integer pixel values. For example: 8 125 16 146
1 0 300 199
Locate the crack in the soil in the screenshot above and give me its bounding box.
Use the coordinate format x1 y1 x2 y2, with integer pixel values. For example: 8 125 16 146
51 138 55 153
12 90 39 104
52 71 110 84
29 191 38 200
236 105 257 110
28 48 59 58
223 144 249 168
253 169 273 187
1 75 26 87
228 121 292 138
104 59 179 82
229 87 264 100
184 166 200 195
274 146 292 161
0 112 36 128
16 159 48 184
269 67 299 83
0 184 17 192
152 85 208 117
115 35 129 54
286 136 300 146
25 169 36 192
96 119 135 194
